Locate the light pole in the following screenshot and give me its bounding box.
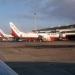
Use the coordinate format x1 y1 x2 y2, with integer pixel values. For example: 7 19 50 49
33 12 37 30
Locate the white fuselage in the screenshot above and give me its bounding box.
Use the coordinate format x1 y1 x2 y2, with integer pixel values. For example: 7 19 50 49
19 32 38 38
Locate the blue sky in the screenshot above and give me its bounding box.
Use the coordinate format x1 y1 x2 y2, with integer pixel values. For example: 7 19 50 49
0 0 75 33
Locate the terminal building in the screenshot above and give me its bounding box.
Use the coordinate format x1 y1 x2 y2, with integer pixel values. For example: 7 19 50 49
33 24 75 41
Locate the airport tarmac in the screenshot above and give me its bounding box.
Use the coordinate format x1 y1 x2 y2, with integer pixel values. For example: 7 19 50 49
0 41 75 63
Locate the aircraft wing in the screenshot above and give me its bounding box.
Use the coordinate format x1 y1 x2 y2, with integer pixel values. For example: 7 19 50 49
0 60 18 75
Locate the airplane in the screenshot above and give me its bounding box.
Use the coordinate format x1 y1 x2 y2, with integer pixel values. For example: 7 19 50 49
9 22 40 42
9 22 60 42
10 22 57 42
0 29 14 41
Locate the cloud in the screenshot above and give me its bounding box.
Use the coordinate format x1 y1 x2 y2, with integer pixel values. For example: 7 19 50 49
5 0 75 24
40 0 75 21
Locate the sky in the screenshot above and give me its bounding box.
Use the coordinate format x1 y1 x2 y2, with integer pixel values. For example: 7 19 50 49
0 0 75 33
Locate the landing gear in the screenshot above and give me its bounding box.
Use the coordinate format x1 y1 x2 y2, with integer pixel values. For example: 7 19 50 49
38 35 43 42
13 37 20 42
